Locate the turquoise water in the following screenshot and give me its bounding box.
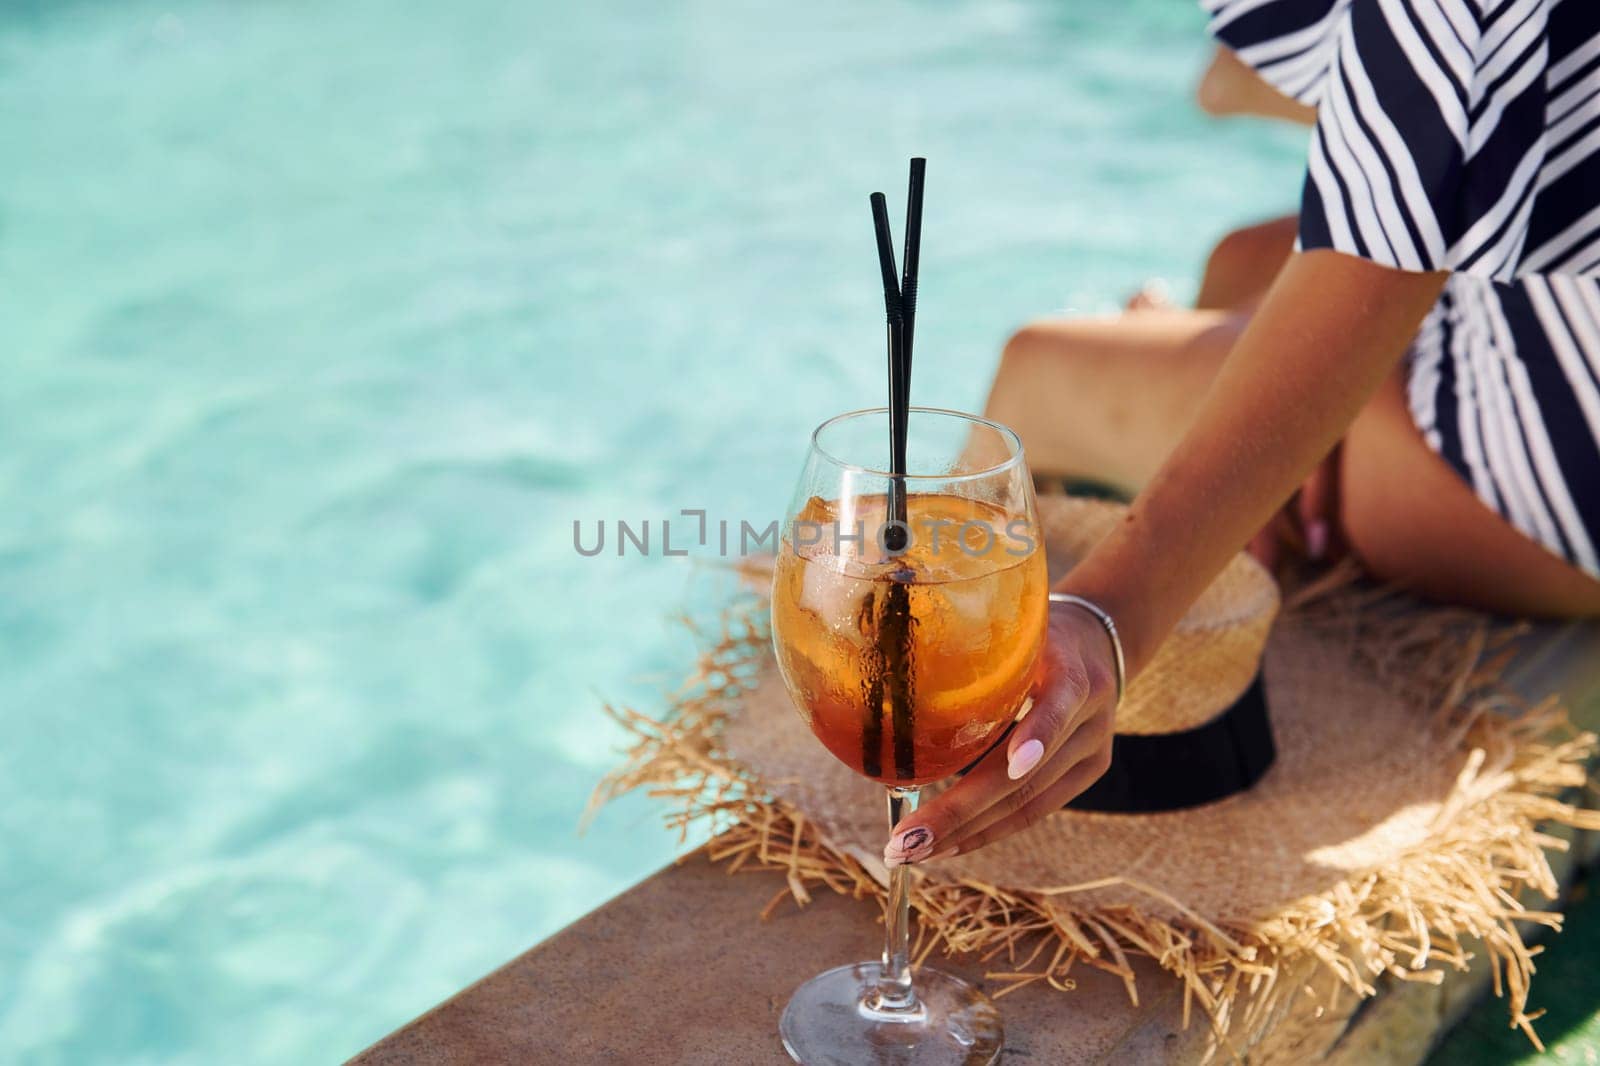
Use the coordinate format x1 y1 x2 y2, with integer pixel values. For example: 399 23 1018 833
0 1 1304 1061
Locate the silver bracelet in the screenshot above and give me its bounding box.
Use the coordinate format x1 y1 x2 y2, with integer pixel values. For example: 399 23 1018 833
1048 592 1126 709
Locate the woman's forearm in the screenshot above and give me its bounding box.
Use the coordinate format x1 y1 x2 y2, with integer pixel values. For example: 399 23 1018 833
1057 251 1446 674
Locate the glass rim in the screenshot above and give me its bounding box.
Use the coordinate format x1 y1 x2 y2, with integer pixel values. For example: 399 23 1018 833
809 406 1027 483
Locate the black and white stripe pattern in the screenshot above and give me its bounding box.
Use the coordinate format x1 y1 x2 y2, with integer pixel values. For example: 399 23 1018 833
1210 0 1600 576
1408 277 1600 574
1209 0 1600 283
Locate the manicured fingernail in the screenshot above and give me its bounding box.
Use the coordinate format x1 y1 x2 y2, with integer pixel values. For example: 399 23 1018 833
1008 739 1044 780
1307 520 1328 560
884 826 935 867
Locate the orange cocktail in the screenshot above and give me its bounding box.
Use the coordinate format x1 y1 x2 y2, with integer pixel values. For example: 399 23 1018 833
772 492 1047 786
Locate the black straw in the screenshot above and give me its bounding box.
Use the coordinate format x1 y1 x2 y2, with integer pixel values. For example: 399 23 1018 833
867 167 925 784
898 159 925 421
869 192 908 543
886 161 926 781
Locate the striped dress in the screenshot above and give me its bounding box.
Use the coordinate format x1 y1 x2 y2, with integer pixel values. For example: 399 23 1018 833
1206 0 1600 578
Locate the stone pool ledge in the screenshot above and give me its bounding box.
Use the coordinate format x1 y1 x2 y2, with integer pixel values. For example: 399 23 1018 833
352 620 1600 1065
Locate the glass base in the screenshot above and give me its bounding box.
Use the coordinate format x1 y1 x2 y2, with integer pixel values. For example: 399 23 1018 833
779 962 1003 1065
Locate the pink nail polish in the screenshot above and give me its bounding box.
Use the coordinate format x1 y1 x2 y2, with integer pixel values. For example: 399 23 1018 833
883 825 935 866
1307 520 1329 560
1008 739 1044 780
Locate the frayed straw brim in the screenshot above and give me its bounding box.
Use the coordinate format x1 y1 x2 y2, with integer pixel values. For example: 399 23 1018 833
593 500 1600 1057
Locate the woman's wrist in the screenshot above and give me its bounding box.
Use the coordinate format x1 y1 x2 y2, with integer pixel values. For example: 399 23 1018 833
1048 593 1126 708
1041 595 1123 712
1050 514 1169 679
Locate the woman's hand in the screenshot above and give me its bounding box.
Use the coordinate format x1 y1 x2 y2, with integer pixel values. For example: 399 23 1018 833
882 602 1118 866
1248 443 1346 571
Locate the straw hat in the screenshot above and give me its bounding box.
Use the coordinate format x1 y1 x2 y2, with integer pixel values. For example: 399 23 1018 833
598 495 1600 1052
1038 498 1282 815
1041 497 1279 738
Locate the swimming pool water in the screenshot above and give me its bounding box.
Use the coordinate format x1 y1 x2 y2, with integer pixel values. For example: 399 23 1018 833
0 0 1304 1060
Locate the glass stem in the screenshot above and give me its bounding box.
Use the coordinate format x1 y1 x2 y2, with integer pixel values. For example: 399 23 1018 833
877 785 920 1012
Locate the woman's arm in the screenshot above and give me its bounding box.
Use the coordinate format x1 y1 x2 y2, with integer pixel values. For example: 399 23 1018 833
1196 47 1317 126
884 252 1444 865
1063 251 1443 672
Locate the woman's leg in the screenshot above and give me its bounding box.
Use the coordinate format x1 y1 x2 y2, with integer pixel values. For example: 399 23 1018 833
1341 372 1600 617
985 309 1244 492
1123 214 1297 314
1193 214 1298 311
986 312 1600 617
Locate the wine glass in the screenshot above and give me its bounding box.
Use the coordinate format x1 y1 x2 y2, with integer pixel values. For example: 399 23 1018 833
770 406 1047 1065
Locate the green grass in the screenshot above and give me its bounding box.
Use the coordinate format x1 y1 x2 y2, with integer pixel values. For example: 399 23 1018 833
1427 878 1600 1065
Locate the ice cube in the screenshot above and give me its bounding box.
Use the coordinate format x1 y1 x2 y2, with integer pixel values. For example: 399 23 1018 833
800 562 872 640
936 579 998 628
